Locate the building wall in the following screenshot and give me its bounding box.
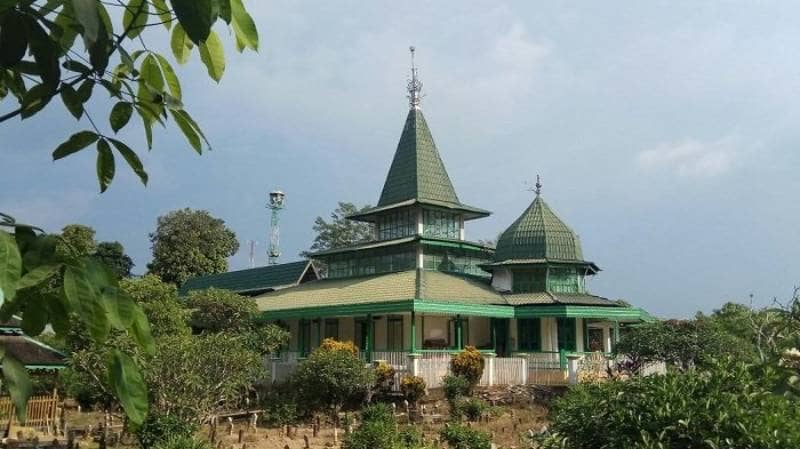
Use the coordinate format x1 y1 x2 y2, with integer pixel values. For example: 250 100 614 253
339 316 355 344
467 317 491 348
491 268 512 292
508 318 518 351
422 315 450 348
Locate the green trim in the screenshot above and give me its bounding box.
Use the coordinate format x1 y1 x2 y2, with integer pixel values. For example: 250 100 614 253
420 237 493 252
515 305 646 320
259 300 414 320
413 300 515 318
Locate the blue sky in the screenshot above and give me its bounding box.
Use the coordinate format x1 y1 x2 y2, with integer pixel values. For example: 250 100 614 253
2 1 799 318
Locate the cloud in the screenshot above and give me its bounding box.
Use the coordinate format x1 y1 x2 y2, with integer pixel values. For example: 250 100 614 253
636 137 743 178
3 189 96 232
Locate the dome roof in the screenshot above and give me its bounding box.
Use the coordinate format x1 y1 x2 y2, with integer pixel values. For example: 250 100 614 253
494 195 585 263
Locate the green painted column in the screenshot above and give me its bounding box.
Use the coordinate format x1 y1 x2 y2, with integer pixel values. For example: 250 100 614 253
613 320 620 351
317 318 322 347
299 319 306 356
410 311 416 354
366 314 374 362
455 315 463 349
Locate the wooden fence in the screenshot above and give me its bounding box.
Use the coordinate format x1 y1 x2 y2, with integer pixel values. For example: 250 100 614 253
0 392 59 430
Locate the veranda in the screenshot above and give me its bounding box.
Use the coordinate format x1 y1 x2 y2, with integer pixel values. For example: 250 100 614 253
270 311 642 388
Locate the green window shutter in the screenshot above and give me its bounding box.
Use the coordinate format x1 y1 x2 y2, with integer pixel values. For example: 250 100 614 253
517 318 541 351
557 317 576 352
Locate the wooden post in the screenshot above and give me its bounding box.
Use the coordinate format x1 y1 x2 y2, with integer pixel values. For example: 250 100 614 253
238 429 244 444
228 417 234 436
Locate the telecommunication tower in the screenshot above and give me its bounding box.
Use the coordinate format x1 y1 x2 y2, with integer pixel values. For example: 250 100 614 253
267 190 285 265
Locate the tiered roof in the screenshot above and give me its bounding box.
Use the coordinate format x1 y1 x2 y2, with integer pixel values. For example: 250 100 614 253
180 260 317 296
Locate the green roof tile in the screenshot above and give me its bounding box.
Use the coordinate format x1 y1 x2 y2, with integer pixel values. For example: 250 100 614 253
378 109 460 206
180 260 314 296
495 195 586 263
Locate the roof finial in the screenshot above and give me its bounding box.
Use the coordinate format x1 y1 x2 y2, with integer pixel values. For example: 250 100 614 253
535 175 542 196
407 46 423 110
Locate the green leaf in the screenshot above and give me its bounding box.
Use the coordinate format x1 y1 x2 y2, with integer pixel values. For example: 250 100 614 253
76 79 94 103
21 235 57 271
199 31 225 82
101 287 136 330
2 353 32 423
53 4 79 54
20 84 54 119
151 0 172 29
63 60 91 74
130 306 155 355
109 102 134 133
171 0 214 44
96 139 115 193
60 85 84 119
0 230 21 302
71 0 100 46
21 296 48 336
108 350 148 425
118 46 135 72
154 54 181 99
24 15 60 87
52 130 98 160
16 264 60 291
122 0 149 39
170 24 192 64
140 54 164 92
108 138 148 186
0 12 28 68
63 265 110 342
217 0 232 23
170 109 201 153
230 0 258 52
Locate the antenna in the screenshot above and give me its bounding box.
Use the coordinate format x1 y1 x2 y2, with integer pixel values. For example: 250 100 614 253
524 175 542 196
407 46 423 109
267 190 286 265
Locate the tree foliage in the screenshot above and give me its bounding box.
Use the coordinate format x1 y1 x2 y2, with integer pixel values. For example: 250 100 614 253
147 208 239 285
95 241 135 278
0 0 260 192
303 202 374 256
450 346 485 392
0 214 153 423
535 360 800 449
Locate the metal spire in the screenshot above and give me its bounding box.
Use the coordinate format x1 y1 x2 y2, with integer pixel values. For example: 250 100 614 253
535 175 542 196
407 46 423 110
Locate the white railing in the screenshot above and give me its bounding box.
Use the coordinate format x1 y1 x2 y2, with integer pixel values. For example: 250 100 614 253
271 361 297 383
417 353 452 388
493 357 528 385
372 351 408 368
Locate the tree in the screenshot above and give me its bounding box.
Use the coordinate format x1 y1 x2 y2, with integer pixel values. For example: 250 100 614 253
121 275 187 339
147 208 239 285
59 224 97 257
292 339 374 442
304 202 374 256
95 241 135 278
0 0 260 192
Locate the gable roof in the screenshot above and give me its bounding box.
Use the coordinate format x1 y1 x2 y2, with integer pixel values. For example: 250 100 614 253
0 319 65 369
494 195 588 264
179 260 316 296
349 109 490 221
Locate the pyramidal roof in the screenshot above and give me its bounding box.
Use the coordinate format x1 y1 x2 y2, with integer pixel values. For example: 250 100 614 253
494 194 587 263
377 109 460 206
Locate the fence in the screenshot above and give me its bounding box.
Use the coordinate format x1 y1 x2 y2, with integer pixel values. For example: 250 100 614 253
0 392 59 430
417 353 451 389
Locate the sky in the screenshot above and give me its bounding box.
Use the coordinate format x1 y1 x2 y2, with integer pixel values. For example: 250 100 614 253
2 1 799 318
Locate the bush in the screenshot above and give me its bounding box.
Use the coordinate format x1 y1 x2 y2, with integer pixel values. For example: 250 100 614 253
260 382 300 425
450 347 484 391
450 397 486 422
361 403 395 426
346 420 398 449
400 375 426 404
397 426 426 449
291 340 374 420
153 436 210 449
136 413 197 449
440 422 491 449
537 360 800 449
374 361 396 396
319 338 358 356
442 375 471 402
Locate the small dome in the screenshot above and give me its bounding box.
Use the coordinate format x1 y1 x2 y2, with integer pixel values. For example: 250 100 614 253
494 195 584 262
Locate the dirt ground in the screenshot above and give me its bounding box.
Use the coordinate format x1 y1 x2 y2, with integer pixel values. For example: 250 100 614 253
12 388 551 449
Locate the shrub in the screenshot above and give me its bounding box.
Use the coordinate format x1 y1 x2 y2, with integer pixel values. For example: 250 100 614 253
450 347 484 391
260 382 300 425
135 413 197 449
153 436 210 449
291 340 374 424
361 403 395 426
450 397 486 422
346 419 398 449
400 375 426 404
319 338 358 356
440 422 491 449
536 359 800 449
374 361 396 395
397 426 426 449
442 374 471 402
